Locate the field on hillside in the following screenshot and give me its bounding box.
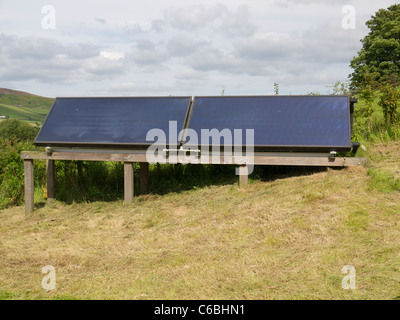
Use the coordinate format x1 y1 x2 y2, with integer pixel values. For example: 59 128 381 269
0 142 399 300
0 89 54 123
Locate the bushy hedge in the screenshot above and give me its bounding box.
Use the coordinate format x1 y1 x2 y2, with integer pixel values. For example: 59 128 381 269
352 85 400 142
0 119 39 143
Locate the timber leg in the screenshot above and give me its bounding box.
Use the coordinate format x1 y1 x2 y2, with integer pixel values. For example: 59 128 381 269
238 165 248 189
46 160 55 204
140 162 149 194
24 159 34 215
124 162 134 203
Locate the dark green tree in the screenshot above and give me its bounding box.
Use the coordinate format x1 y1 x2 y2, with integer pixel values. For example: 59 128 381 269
0 119 39 143
349 4 400 90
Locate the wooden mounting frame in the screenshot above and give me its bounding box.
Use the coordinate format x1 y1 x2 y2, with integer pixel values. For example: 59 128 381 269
20 150 367 215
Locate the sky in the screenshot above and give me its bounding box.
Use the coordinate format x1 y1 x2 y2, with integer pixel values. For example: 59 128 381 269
0 0 398 97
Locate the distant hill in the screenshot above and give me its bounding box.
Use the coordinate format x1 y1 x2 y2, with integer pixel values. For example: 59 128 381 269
0 88 54 123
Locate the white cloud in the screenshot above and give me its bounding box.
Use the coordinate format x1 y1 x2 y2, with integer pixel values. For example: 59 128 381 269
0 34 127 83
164 4 227 30
110 81 175 94
275 0 350 7
175 68 208 80
84 51 126 78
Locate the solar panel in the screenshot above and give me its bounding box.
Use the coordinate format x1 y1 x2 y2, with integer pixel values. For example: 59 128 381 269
34 97 191 147
183 96 352 152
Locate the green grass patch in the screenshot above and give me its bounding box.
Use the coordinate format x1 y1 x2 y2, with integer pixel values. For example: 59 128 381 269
346 209 370 231
368 168 400 193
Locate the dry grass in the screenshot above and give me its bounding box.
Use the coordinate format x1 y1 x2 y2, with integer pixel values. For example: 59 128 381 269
0 143 399 300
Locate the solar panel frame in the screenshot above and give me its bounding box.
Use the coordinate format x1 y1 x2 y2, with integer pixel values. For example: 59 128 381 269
182 95 352 152
34 96 192 149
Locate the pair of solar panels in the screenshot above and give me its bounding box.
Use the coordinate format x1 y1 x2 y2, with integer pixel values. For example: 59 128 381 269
34 96 352 152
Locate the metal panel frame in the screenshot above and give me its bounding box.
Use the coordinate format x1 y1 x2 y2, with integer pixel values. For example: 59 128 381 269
34 96 192 148
183 95 352 152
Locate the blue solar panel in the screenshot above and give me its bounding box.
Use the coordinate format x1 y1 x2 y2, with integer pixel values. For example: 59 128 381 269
184 96 351 152
35 97 191 147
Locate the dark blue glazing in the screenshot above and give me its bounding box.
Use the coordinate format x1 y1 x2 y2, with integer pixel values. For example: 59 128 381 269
35 97 191 146
186 96 351 151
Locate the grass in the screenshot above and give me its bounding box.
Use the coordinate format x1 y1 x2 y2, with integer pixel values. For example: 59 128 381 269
0 90 54 123
0 142 399 300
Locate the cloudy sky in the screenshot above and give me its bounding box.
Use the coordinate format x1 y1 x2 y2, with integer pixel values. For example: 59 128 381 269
0 0 397 97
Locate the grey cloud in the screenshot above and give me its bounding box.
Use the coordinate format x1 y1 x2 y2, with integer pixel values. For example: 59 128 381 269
185 47 274 76
0 34 99 60
275 0 350 7
300 23 362 64
64 43 100 60
0 33 125 83
155 4 256 38
175 68 208 80
234 33 297 60
129 40 169 66
110 82 175 94
122 24 144 36
84 57 126 78
166 36 210 57
179 17 362 82
233 21 362 70
221 5 256 38
1 34 65 60
164 4 227 30
0 55 83 82
95 17 107 24
151 19 168 33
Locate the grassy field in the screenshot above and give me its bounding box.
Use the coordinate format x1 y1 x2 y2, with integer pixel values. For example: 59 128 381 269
0 88 54 123
0 142 399 300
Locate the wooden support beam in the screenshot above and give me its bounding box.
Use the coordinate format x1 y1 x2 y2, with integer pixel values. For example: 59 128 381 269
238 165 248 189
20 151 367 167
140 162 149 194
46 160 55 204
21 151 146 163
24 159 34 216
124 162 134 204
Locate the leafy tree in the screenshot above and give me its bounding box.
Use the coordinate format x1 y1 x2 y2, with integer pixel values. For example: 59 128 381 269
327 81 350 95
379 84 400 125
0 119 39 144
349 4 400 90
273 82 279 95
359 84 375 132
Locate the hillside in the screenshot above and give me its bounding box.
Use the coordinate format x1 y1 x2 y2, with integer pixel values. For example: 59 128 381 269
0 142 399 300
0 88 54 123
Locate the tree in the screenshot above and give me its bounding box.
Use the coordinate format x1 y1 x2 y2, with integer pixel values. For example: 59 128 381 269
327 80 349 95
349 4 400 90
273 82 279 95
379 84 400 125
0 119 39 143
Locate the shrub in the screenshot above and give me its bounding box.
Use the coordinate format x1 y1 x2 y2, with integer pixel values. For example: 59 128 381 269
379 84 400 125
0 119 39 143
0 140 46 209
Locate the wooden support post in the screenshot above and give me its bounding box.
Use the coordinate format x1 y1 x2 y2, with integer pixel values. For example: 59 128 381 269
46 160 55 204
124 162 134 204
24 159 34 215
238 165 248 189
140 162 149 194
